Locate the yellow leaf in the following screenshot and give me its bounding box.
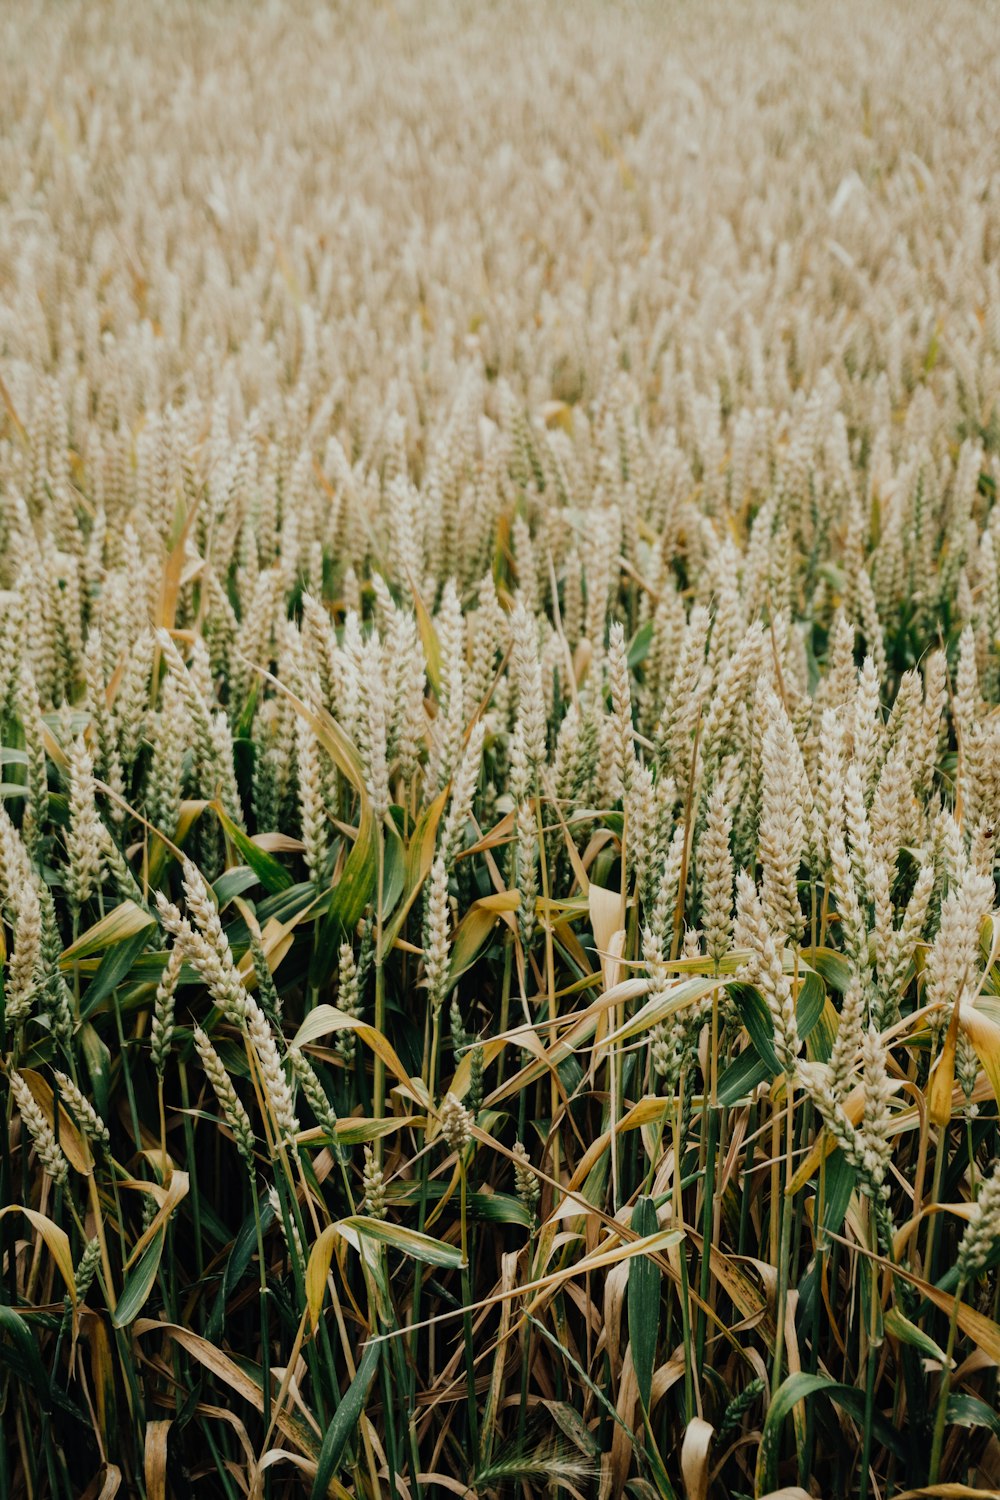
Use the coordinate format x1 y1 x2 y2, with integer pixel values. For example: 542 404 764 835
836 1236 1000 1364
155 501 201 637
448 890 520 982
292 1005 431 1107
15 1069 93 1175
135 1321 318 1457
589 884 624 988
409 578 442 694
928 998 961 1126
0 370 28 445
235 903 308 985
522 1228 684 1318
0 1206 76 1304
790 1083 864 1193
541 400 573 434
960 1002 1000 1105
61 901 155 963
379 784 449 959
922 1284 1000 1364
41 724 69 774
305 1223 338 1331
83 1311 117 1459
123 1171 189 1269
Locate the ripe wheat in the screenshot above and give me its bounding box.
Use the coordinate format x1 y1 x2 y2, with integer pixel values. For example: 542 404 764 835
1 1 999 1496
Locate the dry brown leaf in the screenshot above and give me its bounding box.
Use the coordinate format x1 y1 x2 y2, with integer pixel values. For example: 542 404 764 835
680 1416 714 1500
144 1421 171 1500
610 1343 639 1497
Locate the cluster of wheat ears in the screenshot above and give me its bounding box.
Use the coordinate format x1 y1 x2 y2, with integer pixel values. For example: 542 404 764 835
1 2 1000 1497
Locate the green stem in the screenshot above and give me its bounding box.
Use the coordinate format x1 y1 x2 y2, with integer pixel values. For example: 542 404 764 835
925 1126 948 1289
459 1158 480 1461
673 1083 697 1421
928 1284 962 1485
374 828 386 1132
696 982 721 1371
251 1186 271 1441
858 1228 879 1500
771 1076 795 1399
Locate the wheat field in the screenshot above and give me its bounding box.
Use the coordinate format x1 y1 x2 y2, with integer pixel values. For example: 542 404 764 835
1 1 1000 1496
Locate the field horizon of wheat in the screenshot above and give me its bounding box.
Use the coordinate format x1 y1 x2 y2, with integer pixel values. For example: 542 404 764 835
1 2 1000 1497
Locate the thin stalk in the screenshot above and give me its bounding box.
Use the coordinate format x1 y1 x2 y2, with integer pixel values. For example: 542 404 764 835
927 1284 962 1484
802 1127 827 1479
670 715 702 963
738 1099 757 1258
378 1349 402 1500
858 1217 879 1500
251 1187 272 1440
177 1062 205 1278
771 1077 795 1399
408 1144 433 1409
87 1172 116 1316
459 1156 480 1458
696 979 720 1370
495 937 513 1089
673 1074 699 1420
374 826 387 1133
535 785 562 1206
924 1126 948 1287
112 991 142 1150
204 1416 241 1500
